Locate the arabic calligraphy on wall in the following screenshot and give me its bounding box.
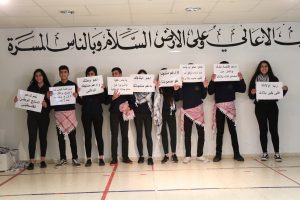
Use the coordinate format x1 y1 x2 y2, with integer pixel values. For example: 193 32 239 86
6 23 300 55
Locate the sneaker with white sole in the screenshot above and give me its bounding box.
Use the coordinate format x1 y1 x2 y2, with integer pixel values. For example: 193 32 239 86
261 153 269 161
196 156 207 162
183 157 191 164
72 159 81 166
56 159 67 166
274 153 282 162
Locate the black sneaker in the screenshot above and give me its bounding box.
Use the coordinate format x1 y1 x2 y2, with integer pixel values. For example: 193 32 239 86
172 154 178 163
110 159 118 165
234 154 245 162
147 157 154 165
27 162 34 170
161 155 169 164
138 157 144 164
85 159 92 167
72 159 81 166
56 159 67 166
99 159 105 166
40 161 47 168
274 153 282 162
261 153 269 161
213 155 222 162
123 157 133 164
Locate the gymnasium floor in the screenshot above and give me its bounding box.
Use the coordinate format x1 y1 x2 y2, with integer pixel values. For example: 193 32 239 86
1 156 300 200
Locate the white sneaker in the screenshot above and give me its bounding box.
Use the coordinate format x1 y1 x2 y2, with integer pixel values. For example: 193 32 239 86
183 157 191 164
196 156 207 162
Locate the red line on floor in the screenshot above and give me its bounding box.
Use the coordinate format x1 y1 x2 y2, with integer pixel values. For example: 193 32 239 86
100 164 118 200
0 168 25 187
255 159 300 186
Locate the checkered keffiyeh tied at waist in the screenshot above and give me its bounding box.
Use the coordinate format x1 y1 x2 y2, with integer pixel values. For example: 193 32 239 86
55 110 78 135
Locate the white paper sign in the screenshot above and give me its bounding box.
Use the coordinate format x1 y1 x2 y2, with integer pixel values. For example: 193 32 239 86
49 86 76 106
159 69 182 87
107 77 133 95
15 89 44 112
256 82 283 100
180 64 205 82
214 64 239 82
130 74 155 92
77 75 104 96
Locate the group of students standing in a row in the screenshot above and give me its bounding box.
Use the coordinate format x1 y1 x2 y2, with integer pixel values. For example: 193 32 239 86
14 60 288 170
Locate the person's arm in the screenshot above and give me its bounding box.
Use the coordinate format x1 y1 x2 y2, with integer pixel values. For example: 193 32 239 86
208 81 215 95
273 76 288 97
101 88 110 105
127 95 135 110
234 72 246 93
74 84 82 105
44 86 51 109
201 81 208 99
248 80 256 100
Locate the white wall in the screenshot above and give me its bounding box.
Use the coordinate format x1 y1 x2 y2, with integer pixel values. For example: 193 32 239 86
0 22 299 161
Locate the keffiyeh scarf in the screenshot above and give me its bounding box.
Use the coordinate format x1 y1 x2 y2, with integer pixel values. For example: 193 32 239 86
134 92 153 114
55 110 78 135
212 101 236 130
181 104 205 132
119 101 135 121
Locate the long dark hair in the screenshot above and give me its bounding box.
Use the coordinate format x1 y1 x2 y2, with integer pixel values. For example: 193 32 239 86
29 69 51 87
249 60 276 85
158 67 174 104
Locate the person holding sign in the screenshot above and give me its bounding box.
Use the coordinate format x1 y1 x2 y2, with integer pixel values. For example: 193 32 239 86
14 69 51 170
48 65 81 167
154 68 179 164
248 60 288 162
174 72 209 164
79 66 108 167
208 61 246 162
132 69 154 165
108 67 134 165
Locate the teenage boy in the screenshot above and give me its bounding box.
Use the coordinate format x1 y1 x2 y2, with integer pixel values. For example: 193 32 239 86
48 65 81 166
108 67 134 165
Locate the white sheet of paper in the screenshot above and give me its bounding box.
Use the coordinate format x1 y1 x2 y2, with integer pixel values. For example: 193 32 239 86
49 86 76 106
256 82 283 100
159 69 182 87
214 64 240 82
130 74 155 92
77 75 104 96
15 89 44 113
107 77 133 95
180 64 205 82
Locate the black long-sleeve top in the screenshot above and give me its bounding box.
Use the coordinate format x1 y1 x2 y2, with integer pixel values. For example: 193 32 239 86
27 83 51 117
80 89 109 115
208 79 246 103
107 94 135 113
174 82 207 109
52 80 80 111
248 76 288 104
160 87 178 115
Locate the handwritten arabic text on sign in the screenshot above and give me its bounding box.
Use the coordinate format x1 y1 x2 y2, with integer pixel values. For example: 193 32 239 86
159 69 182 87
130 74 155 93
77 75 104 96
256 82 283 100
214 64 239 82
107 77 133 95
180 64 205 83
49 86 76 106
15 89 44 113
